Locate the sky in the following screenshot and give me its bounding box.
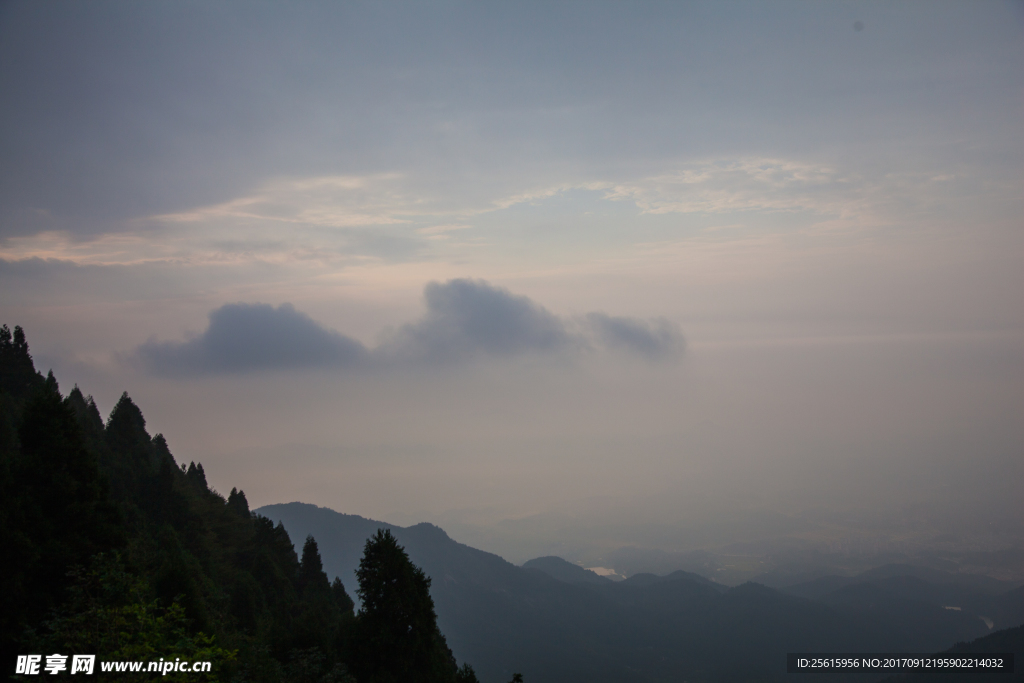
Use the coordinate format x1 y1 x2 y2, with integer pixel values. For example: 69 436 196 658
1 1 1022 564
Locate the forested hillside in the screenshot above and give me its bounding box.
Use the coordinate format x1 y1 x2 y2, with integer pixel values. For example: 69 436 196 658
0 325 478 682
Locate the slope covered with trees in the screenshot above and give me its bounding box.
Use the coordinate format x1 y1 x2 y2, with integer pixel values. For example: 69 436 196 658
0 325 478 682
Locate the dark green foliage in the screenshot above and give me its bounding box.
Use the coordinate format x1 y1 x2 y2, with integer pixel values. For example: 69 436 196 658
186 461 208 488
352 529 460 683
38 552 236 681
299 536 331 596
227 487 251 518
288 535 353 663
284 647 357 683
332 577 355 615
1 369 122 667
66 386 108 461
0 324 45 401
456 664 481 683
0 325 478 682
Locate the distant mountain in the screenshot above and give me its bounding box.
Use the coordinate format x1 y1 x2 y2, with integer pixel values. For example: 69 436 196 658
780 574 857 600
618 569 723 591
754 562 1020 594
259 503 636 683
603 545 721 579
778 565 1024 634
259 502 1022 683
857 564 1018 595
885 623 1024 682
522 556 612 585
818 578 998 651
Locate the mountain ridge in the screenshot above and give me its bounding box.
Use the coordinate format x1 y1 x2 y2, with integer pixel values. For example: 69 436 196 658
257 501 1023 683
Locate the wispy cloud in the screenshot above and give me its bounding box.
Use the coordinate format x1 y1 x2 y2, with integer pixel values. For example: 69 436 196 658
154 160 865 232
603 158 848 215
0 157 978 271
153 173 420 228
416 223 474 239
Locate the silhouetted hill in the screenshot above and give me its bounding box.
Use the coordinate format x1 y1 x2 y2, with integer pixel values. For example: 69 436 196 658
755 562 1020 595
749 565 841 589
858 564 1017 595
885 624 1024 682
620 569 723 590
604 545 719 579
522 556 612 585
779 566 1024 635
259 503 633 683
255 501 402 591
781 574 857 600
1002 585 1024 627
259 502 1024 683
820 579 995 651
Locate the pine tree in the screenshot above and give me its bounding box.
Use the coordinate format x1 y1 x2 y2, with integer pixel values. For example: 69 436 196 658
298 535 331 596
332 577 355 614
185 461 209 489
0 324 44 400
352 529 459 683
227 487 251 518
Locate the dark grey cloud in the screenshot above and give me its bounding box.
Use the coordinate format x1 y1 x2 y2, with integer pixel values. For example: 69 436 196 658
137 303 367 375
380 279 581 363
584 313 684 361
133 279 684 375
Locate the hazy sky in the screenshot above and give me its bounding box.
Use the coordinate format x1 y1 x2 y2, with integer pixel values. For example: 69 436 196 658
1 1 1021 559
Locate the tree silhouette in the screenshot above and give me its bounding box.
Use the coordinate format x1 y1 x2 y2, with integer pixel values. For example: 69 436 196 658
352 529 459 683
298 535 330 596
0 324 44 399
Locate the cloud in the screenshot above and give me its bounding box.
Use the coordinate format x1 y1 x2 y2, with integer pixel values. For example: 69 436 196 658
584 313 684 361
378 279 582 363
601 158 854 216
137 303 367 375
416 224 473 239
133 279 685 376
0 154 980 270
152 174 419 229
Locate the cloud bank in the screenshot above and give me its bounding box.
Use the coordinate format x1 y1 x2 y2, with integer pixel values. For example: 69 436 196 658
138 303 368 375
136 279 684 375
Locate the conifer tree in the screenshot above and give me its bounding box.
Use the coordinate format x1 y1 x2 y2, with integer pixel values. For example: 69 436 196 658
185 461 209 489
227 487 251 518
0 324 44 399
298 535 331 596
332 577 355 614
352 529 459 683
